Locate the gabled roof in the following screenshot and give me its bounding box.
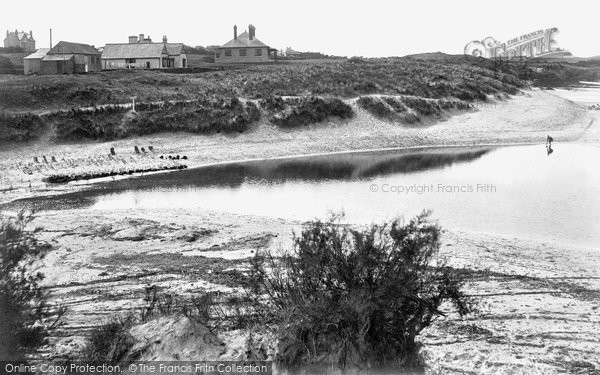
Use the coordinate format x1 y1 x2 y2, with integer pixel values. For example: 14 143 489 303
48 41 100 55
24 48 50 59
165 43 185 55
102 43 168 59
220 31 269 49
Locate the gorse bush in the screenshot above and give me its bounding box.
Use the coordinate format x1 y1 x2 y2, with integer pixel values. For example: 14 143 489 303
270 96 354 128
0 213 62 360
250 211 472 372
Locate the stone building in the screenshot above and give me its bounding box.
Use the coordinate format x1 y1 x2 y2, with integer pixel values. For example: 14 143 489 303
4 29 36 52
215 24 276 64
101 34 187 69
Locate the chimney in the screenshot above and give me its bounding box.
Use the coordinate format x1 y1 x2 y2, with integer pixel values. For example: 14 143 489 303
139 34 144 43
128 35 138 44
30 30 33 38
248 24 255 40
162 35 167 44
49 28 52 49
234 25 237 40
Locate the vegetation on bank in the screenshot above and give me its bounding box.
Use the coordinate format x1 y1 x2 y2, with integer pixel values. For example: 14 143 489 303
261 96 354 127
0 113 44 141
34 97 260 141
358 95 472 123
0 213 64 360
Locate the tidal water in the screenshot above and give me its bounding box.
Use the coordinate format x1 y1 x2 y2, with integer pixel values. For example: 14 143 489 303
12 144 600 248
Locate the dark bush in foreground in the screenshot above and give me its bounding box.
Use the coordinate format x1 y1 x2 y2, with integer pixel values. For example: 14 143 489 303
80 316 137 363
250 211 471 372
0 213 62 360
271 96 354 128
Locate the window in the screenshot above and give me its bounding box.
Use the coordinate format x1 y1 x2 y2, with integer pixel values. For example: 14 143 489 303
255 48 262 56
225 50 232 57
239 48 247 57
126 58 136 64
216 53 220 59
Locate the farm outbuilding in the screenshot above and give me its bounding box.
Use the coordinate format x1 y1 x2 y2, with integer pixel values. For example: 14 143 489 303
24 41 101 74
23 48 49 74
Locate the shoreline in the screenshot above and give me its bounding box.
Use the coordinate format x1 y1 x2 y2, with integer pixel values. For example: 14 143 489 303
1 89 596 206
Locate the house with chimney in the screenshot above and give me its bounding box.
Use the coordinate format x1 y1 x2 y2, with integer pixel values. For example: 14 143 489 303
4 30 36 52
101 34 187 69
23 41 101 74
215 24 277 64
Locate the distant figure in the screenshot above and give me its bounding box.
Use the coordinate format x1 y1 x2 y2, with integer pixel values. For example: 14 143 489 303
182 155 188 160
110 147 116 156
148 146 154 152
42 156 48 164
51 156 57 163
175 155 180 160
141 147 146 153
546 135 553 147
547 145 554 156
134 146 140 154
33 157 39 163
159 155 164 159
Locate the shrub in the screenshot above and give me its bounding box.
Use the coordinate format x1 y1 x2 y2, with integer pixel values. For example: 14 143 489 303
271 96 354 128
80 316 137 363
0 213 62 360
250 211 472 372
357 96 394 118
0 113 44 142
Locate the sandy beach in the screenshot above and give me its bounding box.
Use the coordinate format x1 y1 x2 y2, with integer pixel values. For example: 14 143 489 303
2 87 600 373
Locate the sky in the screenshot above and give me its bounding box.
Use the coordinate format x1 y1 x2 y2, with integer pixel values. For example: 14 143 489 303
2 0 599 57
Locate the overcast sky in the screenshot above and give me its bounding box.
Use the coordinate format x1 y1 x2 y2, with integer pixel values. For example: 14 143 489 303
2 0 599 57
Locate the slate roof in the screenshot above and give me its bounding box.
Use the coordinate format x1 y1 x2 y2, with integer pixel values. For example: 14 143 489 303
102 43 168 59
48 41 100 55
165 43 185 55
24 48 50 60
220 31 269 49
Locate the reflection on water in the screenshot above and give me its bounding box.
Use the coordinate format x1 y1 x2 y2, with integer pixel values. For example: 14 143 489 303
8 145 600 248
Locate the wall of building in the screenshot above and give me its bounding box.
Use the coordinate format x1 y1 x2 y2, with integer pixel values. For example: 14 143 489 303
215 48 270 63
73 55 102 72
171 54 187 68
23 59 41 74
102 57 163 69
40 58 74 75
